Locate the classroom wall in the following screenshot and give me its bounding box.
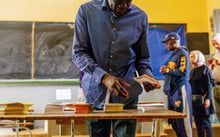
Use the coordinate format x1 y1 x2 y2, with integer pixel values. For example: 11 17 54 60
0 0 218 131
0 0 82 22
0 84 80 128
0 0 209 32
0 0 217 108
0 0 217 53
133 0 209 33
0 82 166 129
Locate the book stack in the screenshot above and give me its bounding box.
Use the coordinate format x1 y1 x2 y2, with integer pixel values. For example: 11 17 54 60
64 103 93 113
137 102 165 112
0 102 33 115
44 103 64 114
104 103 124 113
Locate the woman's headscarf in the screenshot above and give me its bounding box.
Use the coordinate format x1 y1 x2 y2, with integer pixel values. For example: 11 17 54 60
190 50 205 67
212 33 220 44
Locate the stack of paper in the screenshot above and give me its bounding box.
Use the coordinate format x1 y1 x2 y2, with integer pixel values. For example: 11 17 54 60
64 103 93 113
104 103 124 113
44 103 64 114
0 102 33 115
137 102 165 112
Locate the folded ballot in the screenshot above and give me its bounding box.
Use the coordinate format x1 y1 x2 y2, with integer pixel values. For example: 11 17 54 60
133 74 161 89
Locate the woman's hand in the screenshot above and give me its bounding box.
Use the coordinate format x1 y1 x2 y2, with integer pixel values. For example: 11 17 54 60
204 99 210 108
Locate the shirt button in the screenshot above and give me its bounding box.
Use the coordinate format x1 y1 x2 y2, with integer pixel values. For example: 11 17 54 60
109 68 112 72
113 28 116 31
110 55 113 58
111 41 114 45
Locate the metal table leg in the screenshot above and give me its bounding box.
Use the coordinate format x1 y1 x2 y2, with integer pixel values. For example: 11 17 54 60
152 119 162 137
58 124 62 136
15 120 19 137
71 120 74 137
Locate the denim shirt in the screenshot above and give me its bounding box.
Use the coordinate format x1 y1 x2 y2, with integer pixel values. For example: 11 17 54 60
72 0 152 109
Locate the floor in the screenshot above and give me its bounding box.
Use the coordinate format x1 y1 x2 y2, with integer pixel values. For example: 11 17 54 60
1 123 220 137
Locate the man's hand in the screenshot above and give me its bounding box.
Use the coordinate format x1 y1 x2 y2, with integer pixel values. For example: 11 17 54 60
160 65 169 74
142 82 156 92
135 74 160 92
102 74 130 98
208 58 220 70
208 58 215 65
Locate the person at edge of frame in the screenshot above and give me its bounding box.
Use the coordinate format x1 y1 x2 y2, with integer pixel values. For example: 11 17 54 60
208 33 220 124
208 33 220 84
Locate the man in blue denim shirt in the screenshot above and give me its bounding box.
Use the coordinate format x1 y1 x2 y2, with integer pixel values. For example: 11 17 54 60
72 0 157 136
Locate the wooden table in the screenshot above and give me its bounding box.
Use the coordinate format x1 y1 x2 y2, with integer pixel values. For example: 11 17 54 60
0 109 186 137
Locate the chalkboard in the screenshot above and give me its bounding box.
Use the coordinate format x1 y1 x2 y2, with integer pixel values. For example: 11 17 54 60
34 22 78 79
0 22 79 79
186 33 210 54
0 22 32 79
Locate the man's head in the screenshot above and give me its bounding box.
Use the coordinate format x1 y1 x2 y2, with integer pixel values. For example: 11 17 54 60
161 32 181 51
212 33 220 50
161 32 181 43
107 0 132 17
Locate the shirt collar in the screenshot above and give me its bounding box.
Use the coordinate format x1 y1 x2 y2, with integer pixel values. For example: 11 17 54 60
101 0 109 10
101 0 132 12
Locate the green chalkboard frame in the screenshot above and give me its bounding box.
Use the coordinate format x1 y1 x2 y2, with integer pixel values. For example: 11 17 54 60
0 79 79 85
